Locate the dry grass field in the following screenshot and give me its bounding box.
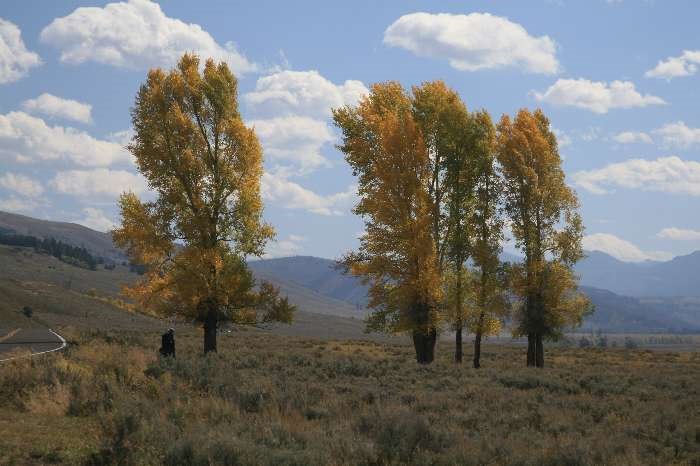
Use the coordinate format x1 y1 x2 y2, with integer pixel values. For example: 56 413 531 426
2 244 700 465
1 326 699 466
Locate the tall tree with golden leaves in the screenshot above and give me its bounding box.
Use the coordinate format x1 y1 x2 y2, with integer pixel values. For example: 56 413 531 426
333 82 442 364
496 108 589 367
113 54 294 354
413 82 472 363
465 111 508 368
442 109 508 365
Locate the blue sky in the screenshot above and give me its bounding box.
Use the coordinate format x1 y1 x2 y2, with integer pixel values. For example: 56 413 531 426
1 0 700 262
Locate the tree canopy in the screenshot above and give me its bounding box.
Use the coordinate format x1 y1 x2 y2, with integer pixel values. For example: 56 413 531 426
113 54 294 353
496 108 590 367
334 81 443 363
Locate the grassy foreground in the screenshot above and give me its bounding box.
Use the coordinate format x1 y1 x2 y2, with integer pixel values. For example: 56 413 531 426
1 328 699 466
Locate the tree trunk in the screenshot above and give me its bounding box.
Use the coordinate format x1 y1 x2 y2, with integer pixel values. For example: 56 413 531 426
203 304 218 353
526 333 544 367
526 333 536 367
473 332 483 368
535 333 544 368
455 321 463 364
413 328 437 364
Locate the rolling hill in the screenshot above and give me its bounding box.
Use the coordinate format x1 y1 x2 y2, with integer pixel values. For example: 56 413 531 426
250 256 700 333
1 210 700 333
0 211 123 261
249 256 370 308
0 239 375 341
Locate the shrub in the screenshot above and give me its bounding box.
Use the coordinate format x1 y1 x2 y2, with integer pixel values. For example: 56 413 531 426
372 412 446 463
22 305 33 318
624 337 638 349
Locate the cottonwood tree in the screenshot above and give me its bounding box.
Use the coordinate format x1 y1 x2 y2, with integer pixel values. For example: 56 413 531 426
443 265 506 367
416 82 473 363
496 109 589 367
464 111 508 368
333 82 442 364
442 110 507 365
113 54 294 354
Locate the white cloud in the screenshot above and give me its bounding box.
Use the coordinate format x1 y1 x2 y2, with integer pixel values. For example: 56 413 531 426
0 172 44 198
245 70 368 118
572 156 700 196
263 234 306 258
645 50 700 80
261 172 355 216
551 128 571 148
40 0 256 74
22 93 93 124
245 70 367 178
583 233 671 262
51 169 147 199
383 12 559 74
251 116 334 173
653 121 700 149
612 131 653 144
0 18 41 84
533 78 666 113
656 227 700 241
0 196 40 214
0 111 130 166
107 129 134 147
74 207 115 232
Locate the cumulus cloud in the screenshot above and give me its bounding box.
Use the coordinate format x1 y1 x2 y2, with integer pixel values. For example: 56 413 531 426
645 50 700 80
0 18 41 84
251 116 335 173
261 172 355 216
612 131 653 144
653 121 700 149
583 233 672 262
0 111 130 166
263 234 306 258
656 227 700 241
383 12 559 74
22 93 93 124
107 129 134 146
51 169 147 199
74 207 115 232
40 0 256 74
533 78 666 113
0 172 44 198
0 196 40 214
245 70 368 118
572 156 700 196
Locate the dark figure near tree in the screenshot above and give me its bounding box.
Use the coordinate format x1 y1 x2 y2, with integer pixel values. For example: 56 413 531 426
159 328 175 358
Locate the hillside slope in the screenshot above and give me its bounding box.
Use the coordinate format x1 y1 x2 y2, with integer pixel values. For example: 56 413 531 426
0 211 123 260
251 256 700 332
2 211 700 332
0 244 162 331
249 256 370 308
6 209 700 298
0 244 372 340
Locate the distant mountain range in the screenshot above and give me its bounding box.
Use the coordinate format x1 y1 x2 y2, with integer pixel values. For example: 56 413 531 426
1 210 699 332
575 250 700 298
250 256 700 333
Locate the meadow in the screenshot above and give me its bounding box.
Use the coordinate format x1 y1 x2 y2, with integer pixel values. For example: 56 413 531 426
1 327 699 465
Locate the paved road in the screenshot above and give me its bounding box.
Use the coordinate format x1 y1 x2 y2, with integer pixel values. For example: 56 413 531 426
0 328 66 361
